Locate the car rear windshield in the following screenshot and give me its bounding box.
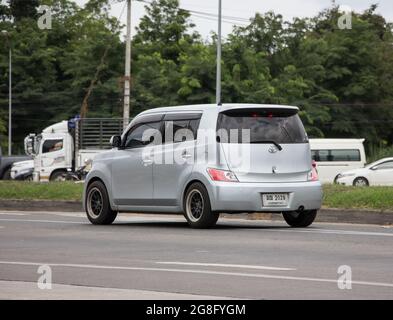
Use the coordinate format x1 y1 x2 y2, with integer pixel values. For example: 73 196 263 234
217 108 308 144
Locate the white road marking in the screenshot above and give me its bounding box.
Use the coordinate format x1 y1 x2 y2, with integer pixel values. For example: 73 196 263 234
264 228 393 237
0 216 392 237
156 261 295 271
0 212 28 216
1 260 392 289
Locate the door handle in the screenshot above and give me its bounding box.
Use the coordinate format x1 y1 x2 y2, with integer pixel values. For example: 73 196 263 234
142 159 153 166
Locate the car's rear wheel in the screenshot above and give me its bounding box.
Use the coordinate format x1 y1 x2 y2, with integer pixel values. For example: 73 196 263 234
353 177 369 187
183 182 219 228
86 180 117 225
283 210 317 228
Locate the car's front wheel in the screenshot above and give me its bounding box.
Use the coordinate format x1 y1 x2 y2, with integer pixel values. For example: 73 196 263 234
353 177 369 187
282 210 317 228
86 180 117 225
183 182 219 228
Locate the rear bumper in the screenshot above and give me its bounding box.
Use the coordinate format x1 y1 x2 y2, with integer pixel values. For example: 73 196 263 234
209 181 323 213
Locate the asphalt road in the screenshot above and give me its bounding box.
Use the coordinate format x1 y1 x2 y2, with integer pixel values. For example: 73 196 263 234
0 210 392 300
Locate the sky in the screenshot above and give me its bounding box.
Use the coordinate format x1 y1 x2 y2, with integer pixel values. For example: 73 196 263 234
78 0 393 39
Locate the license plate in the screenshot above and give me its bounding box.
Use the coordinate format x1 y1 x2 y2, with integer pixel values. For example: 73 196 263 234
262 193 289 207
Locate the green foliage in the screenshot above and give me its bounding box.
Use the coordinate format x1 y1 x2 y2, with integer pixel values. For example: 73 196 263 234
8 0 39 21
0 111 6 150
0 0 393 154
367 144 393 163
0 181 83 201
323 184 393 210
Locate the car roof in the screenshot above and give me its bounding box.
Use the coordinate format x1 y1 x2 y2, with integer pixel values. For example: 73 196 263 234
309 138 366 144
139 104 299 115
374 157 393 163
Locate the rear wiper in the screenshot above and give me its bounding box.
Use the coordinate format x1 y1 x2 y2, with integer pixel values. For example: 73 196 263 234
250 140 283 151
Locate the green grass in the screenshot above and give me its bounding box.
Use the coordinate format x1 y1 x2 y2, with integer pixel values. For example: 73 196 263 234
0 181 83 201
323 184 393 211
0 181 392 211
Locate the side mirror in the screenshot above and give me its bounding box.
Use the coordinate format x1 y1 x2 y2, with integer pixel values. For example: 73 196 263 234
110 135 122 148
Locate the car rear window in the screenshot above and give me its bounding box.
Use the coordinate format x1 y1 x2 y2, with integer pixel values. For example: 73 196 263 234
217 108 308 144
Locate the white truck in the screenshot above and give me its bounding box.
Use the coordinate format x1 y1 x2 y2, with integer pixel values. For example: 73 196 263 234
24 118 124 182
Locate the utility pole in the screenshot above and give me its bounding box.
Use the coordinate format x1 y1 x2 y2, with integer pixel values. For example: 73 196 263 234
2 30 12 155
216 0 222 106
123 0 132 129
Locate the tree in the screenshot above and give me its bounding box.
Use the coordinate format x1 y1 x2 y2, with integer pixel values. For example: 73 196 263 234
8 0 39 21
133 0 199 62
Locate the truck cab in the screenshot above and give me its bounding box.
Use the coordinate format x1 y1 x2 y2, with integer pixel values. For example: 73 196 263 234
25 118 125 182
26 121 74 181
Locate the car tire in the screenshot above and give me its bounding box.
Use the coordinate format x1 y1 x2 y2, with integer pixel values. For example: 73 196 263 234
183 182 219 229
50 170 67 182
85 180 117 225
353 177 369 187
282 210 317 228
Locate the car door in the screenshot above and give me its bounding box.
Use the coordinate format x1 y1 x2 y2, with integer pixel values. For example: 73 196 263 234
152 113 201 206
368 160 393 186
111 116 163 206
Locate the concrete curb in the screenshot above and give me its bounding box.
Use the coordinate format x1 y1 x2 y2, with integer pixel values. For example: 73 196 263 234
0 199 83 213
0 199 392 226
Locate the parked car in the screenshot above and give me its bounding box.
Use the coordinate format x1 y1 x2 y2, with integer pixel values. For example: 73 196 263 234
309 139 366 184
0 147 32 180
336 157 393 186
10 160 34 181
83 104 323 229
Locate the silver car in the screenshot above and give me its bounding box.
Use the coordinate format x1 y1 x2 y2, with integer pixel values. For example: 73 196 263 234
83 104 322 228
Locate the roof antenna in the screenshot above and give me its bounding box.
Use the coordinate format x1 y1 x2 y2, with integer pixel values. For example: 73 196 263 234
216 0 222 107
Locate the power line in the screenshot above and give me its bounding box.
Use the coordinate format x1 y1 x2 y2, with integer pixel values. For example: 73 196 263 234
133 0 250 27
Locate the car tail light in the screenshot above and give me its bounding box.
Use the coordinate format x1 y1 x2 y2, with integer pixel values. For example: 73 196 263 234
207 168 239 182
308 160 319 181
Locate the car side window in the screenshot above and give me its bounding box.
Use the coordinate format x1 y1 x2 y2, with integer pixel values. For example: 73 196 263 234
124 121 162 149
311 149 360 162
374 161 393 170
189 119 201 138
164 118 201 144
42 139 63 153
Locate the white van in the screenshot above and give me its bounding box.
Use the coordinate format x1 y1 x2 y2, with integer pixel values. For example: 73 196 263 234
309 139 366 184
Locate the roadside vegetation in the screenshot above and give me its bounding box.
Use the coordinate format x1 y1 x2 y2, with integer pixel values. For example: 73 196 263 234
0 181 83 201
323 184 393 211
367 145 393 163
0 181 392 211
